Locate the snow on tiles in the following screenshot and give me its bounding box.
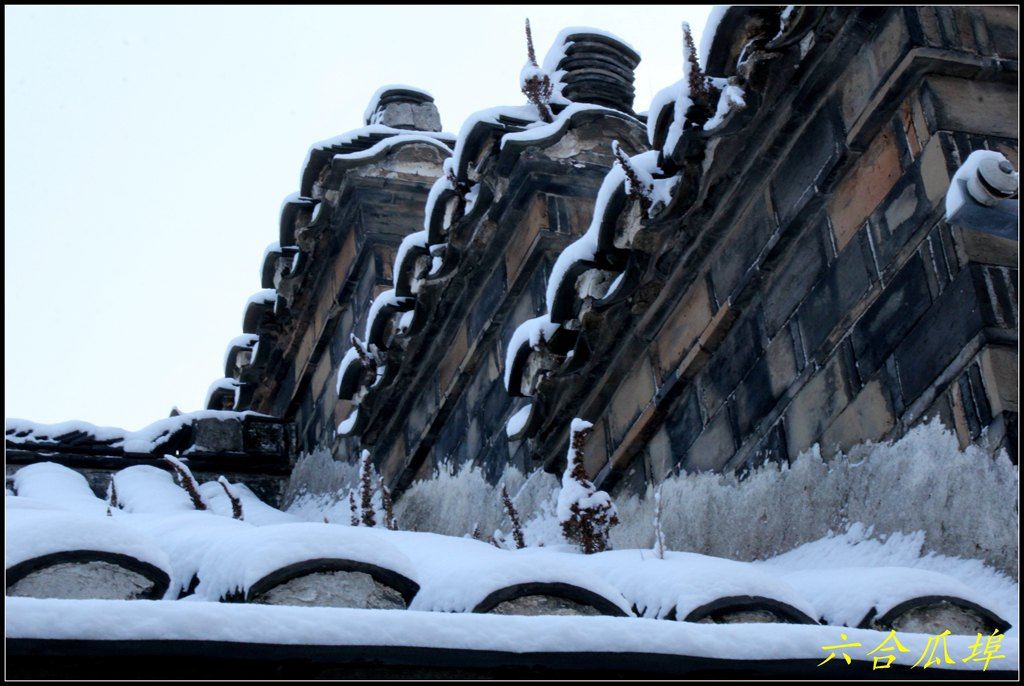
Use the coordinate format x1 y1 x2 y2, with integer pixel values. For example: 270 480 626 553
5 597 1019 672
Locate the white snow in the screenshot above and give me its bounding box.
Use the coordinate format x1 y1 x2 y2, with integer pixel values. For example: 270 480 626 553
364 288 410 341
397 309 416 333
505 404 533 438
245 288 277 308
335 345 363 397
117 511 253 596
261 240 281 264
647 80 682 148
300 124 455 187
204 378 239 408
332 133 452 163
199 480 298 526
6 410 260 455
6 597 1017 671
605 271 625 297
12 462 108 516
776 6 796 39
757 523 1020 634
422 167 456 232
576 548 817 621
113 465 197 514
704 83 746 131
5 507 172 581
223 333 259 369
192 522 417 601
337 407 360 436
545 162 627 311
700 6 732 72
945 149 1019 219
500 102 623 149
781 566 996 628
393 230 429 288
449 105 539 178
503 314 561 391
398 533 632 615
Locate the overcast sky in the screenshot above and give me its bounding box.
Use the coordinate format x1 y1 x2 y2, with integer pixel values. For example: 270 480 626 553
5 4 713 430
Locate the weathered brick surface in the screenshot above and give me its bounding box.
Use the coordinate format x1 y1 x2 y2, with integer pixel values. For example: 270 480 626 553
652 278 712 379
796 225 878 359
922 76 1019 140
683 406 737 473
828 124 904 251
784 351 855 458
820 379 896 456
772 105 846 229
850 251 933 379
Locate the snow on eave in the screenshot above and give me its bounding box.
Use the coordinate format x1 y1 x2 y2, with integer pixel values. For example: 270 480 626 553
500 102 640 151
243 289 279 332
205 378 240 409
503 314 560 392
393 230 430 289
364 288 409 342
224 334 260 371
505 403 533 439
699 6 732 72
5 410 264 455
332 133 453 166
544 163 628 312
336 407 360 436
245 289 278 308
300 125 455 187
450 105 540 179
423 168 456 234
335 346 363 399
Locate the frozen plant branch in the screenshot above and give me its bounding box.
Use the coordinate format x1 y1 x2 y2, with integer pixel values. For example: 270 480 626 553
163 456 208 510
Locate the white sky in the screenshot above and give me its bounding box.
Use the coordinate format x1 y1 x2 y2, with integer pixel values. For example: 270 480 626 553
5 4 713 430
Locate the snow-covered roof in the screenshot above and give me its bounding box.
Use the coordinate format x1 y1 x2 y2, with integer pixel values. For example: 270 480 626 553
5 410 259 456
193 522 418 602
5 506 172 581
6 459 1015 654
7 596 1018 674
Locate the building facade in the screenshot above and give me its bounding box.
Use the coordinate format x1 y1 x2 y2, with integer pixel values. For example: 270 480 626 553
9 6 1019 506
